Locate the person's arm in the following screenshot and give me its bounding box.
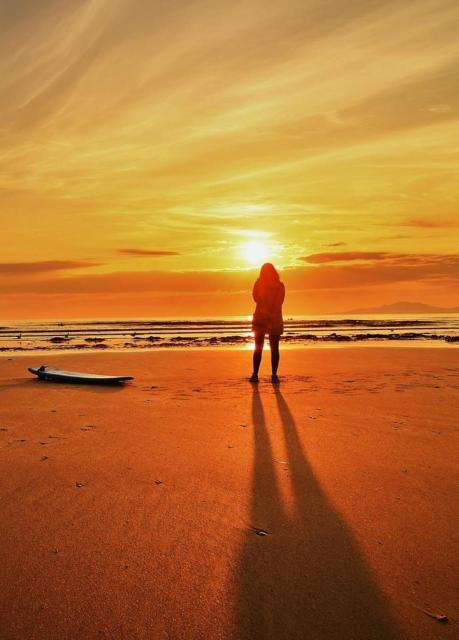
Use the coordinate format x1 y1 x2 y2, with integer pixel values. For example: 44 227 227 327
252 280 260 303
277 282 285 306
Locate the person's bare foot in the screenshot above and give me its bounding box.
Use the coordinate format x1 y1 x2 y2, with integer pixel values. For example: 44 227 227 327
249 374 259 383
271 374 280 384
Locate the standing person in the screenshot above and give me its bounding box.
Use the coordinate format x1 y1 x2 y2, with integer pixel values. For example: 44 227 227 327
250 263 285 383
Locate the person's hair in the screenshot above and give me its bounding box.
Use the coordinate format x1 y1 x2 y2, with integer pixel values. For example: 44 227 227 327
259 262 280 282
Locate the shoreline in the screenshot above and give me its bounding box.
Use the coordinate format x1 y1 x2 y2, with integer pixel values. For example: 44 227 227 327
1 340 458 358
2 316 458 355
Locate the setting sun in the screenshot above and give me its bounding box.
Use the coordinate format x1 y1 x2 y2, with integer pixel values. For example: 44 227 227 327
241 240 270 265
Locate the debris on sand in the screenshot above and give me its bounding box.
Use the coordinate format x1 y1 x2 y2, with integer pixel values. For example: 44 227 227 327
423 611 448 623
75 482 85 488
251 527 269 536
40 456 48 461
154 480 163 485
414 605 448 623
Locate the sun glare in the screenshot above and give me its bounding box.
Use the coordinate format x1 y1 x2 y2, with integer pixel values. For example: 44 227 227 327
241 240 269 265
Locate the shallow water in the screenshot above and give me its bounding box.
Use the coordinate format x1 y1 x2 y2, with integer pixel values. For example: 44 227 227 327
1 314 458 353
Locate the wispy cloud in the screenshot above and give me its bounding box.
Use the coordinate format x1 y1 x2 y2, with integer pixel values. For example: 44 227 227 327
118 249 179 257
403 218 459 229
2 253 457 295
0 260 101 275
301 251 459 268
302 252 393 263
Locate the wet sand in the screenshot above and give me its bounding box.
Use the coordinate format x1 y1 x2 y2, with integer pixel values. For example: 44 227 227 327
0 347 458 639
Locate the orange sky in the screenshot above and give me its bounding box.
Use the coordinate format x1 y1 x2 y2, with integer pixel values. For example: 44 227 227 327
1 0 458 319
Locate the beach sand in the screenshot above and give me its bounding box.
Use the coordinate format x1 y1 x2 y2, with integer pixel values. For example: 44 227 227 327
0 347 458 640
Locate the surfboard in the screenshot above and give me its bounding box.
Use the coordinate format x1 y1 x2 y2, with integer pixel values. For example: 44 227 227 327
28 365 134 385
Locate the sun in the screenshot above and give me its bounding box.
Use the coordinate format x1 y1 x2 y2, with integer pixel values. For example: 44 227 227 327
240 240 269 265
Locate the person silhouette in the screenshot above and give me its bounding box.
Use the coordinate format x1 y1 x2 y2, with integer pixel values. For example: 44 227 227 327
250 263 285 383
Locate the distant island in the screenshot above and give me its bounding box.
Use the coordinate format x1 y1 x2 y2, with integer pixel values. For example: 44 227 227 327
344 301 459 314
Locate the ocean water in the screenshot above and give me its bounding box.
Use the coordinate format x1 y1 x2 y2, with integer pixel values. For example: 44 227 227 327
1 315 458 353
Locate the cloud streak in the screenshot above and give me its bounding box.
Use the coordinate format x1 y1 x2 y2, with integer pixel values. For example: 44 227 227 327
118 249 179 257
0 260 101 275
2 253 457 295
302 251 459 263
302 252 394 263
402 218 459 229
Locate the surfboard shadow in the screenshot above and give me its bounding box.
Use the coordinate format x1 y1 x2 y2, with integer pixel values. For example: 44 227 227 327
0 377 126 394
233 387 399 640
0 379 39 393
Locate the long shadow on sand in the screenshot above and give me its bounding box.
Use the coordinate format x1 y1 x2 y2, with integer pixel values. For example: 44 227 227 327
234 387 399 640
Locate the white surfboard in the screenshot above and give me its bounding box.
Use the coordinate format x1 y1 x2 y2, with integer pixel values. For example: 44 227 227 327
28 365 134 385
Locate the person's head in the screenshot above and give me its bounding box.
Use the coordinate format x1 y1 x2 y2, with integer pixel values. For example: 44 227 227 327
259 262 280 282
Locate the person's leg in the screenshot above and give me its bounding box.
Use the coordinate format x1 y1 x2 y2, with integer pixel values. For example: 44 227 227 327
269 335 280 380
251 331 265 381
